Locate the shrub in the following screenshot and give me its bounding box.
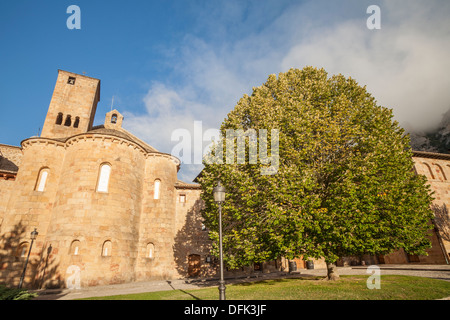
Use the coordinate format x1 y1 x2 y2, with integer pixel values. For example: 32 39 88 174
0 285 37 300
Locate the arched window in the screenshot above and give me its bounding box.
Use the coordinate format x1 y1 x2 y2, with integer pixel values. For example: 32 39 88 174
35 168 50 192
16 242 29 258
111 114 118 124
146 243 155 259
56 112 63 125
64 115 72 127
97 163 111 192
73 117 80 128
154 179 161 199
70 240 81 255
102 240 112 257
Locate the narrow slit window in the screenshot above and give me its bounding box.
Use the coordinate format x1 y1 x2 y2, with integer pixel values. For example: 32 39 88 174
102 240 112 257
17 242 29 258
35 168 49 192
97 163 111 192
70 240 81 255
147 243 155 258
73 117 80 128
154 179 161 200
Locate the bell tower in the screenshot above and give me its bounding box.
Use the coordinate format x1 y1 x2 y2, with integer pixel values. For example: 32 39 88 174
104 109 124 130
41 70 101 139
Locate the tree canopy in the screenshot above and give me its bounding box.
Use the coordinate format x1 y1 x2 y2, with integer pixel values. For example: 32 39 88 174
198 67 434 278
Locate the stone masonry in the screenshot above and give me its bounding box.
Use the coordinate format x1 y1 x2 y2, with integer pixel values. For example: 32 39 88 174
0 70 448 290
0 70 202 288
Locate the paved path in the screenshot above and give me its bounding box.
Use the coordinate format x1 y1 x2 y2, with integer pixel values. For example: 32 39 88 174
32 264 450 300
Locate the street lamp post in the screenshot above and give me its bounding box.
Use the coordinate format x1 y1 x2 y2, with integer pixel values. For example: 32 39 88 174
18 228 38 289
213 180 226 300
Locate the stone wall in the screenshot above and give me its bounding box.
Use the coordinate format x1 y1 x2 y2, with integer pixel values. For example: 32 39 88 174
0 139 65 287
412 153 450 263
42 135 147 287
134 154 179 281
0 143 22 171
173 187 214 278
0 143 22 226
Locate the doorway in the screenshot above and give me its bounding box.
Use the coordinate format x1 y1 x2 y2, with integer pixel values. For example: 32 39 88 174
188 254 201 277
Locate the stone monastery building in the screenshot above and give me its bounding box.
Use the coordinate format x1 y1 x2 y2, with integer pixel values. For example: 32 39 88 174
0 70 208 288
0 70 449 289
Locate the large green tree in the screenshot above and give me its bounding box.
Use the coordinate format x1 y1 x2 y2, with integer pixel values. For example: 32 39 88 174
199 67 434 280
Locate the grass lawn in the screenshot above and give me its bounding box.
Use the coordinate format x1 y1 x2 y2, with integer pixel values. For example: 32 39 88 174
80 275 450 300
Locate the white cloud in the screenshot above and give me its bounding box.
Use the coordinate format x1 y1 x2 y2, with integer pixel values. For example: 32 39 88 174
123 82 222 182
281 1 450 132
124 0 450 181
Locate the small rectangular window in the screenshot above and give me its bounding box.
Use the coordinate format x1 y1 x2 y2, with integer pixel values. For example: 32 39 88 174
102 240 112 257
68 76 76 85
179 194 186 203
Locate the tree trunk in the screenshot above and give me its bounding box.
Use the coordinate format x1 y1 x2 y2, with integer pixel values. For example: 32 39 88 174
326 262 340 281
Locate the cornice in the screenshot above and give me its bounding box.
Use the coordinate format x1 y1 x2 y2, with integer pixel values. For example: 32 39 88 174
21 133 181 169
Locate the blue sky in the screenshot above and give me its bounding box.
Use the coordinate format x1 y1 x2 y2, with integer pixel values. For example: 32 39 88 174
1 1 450 181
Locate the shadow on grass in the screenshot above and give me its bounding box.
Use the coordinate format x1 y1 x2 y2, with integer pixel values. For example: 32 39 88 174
233 276 324 287
167 280 201 300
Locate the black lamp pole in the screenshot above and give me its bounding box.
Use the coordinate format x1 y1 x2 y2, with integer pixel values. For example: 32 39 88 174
19 228 38 289
213 181 226 300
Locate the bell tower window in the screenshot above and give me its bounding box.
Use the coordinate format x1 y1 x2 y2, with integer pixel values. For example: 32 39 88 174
56 113 63 125
64 115 72 126
67 76 76 85
111 114 117 124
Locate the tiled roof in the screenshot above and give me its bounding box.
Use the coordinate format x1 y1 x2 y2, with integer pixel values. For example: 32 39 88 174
175 180 201 189
0 143 22 173
88 125 158 153
412 150 450 161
